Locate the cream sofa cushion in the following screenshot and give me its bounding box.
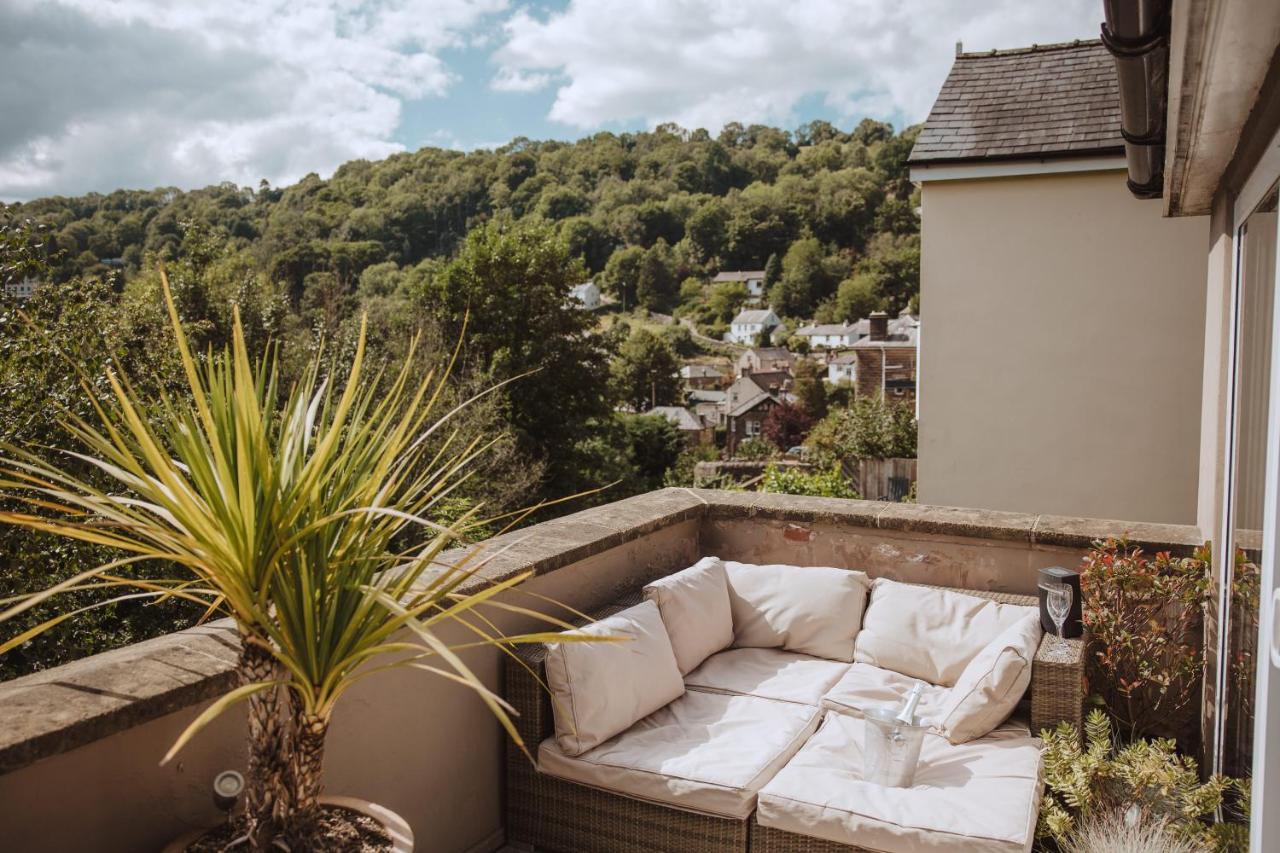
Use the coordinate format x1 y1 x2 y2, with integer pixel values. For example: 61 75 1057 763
643 556 734 675
853 579 1038 686
936 615 1041 743
538 691 822 819
724 561 870 661
685 647 851 706
757 712 1044 853
820 663 952 723
544 600 684 757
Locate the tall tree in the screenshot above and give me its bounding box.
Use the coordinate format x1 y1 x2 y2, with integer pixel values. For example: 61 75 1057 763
792 357 829 419
421 219 614 496
610 327 683 412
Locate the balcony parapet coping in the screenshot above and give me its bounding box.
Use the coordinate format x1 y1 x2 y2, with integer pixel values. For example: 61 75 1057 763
0 488 1201 775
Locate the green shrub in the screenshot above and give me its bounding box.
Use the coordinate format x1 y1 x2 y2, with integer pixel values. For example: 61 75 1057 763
735 437 776 460
760 464 859 499
805 394 915 466
1038 710 1245 851
663 444 719 487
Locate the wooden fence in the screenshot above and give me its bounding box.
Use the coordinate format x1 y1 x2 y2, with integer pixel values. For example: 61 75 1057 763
843 457 917 502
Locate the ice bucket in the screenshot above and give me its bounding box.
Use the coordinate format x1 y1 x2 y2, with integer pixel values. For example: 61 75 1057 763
863 706 928 787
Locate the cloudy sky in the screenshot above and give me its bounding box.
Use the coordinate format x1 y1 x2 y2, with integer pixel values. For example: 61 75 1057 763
0 0 1101 201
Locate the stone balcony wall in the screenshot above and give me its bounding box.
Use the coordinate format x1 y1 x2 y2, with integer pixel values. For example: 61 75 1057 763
0 489 1202 852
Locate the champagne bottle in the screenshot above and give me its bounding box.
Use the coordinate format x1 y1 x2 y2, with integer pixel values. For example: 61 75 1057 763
894 682 923 725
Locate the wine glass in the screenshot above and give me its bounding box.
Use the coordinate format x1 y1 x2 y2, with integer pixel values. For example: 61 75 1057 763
1041 580 1072 643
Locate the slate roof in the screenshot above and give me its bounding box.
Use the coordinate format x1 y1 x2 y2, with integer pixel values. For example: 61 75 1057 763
725 376 776 418
908 40 1123 165
645 406 704 431
795 323 858 337
681 364 725 379
732 309 779 325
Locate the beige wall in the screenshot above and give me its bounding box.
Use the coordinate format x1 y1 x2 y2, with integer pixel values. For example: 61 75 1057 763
918 168 1209 524
0 520 701 853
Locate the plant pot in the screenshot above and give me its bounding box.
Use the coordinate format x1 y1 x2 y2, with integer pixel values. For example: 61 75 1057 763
162 795 414 852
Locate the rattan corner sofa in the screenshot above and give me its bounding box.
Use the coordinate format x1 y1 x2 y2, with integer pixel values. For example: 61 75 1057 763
504 557 1085 853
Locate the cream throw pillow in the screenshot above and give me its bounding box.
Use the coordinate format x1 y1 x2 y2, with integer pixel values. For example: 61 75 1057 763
854 579 1038 686
643 557 735 675
935 614 1042 743
723 561 871 662
544 600 685 756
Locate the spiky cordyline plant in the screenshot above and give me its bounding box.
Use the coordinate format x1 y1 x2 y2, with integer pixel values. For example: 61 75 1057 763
0 274 592 849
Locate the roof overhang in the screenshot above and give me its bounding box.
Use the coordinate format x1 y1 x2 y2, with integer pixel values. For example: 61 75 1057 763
910 154 1126 184
1163 0 1280 215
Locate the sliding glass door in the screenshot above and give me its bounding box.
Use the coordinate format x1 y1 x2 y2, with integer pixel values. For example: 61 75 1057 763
1221 183 1279 851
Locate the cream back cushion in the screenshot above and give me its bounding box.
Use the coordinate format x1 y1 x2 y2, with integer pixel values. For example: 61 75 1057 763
723 561 870 662
853 579 1038 686
544 600 685 756
936 614 1042 743
643 557 735 675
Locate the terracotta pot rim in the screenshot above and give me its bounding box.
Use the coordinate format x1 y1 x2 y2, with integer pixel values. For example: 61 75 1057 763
161 794 414 853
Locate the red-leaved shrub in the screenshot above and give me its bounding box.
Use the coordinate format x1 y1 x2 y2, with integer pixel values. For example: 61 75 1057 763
1080 539 1209 745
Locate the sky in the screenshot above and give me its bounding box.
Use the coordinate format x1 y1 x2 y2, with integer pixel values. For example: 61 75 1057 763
0 0 1102 202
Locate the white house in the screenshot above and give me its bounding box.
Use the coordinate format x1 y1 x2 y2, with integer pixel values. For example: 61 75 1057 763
725 309 780 345
713 270 767 302
3 277 40 300
794 321 860 349
826 352 856 384
569 281 601 310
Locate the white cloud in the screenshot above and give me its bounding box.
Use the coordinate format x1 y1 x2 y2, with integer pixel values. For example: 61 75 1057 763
0 0 507 200
493 0 1101 131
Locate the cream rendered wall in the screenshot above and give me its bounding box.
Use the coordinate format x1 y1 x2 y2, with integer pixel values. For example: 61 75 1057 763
918 168 1209 524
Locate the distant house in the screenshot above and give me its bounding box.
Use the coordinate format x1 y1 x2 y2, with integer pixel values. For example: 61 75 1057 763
735 346 794 379
2 277 39 300
680 363 727 390
723 375 780 456
569 281 602 310
847 310 919 403
794 321 859 349
827 352 857 384
687 388 727 429
726 309 780 344
2 277 40 300
644 406 712 445
713 270 767 301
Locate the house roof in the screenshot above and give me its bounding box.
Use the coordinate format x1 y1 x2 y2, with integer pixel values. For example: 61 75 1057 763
714 270 766 282
727 390 776 418
829 352 858 365
795 323 857 337
725 375 777 418
680 364 725 379
644 406 704 431
742 346 793 364
908 40 1123 166
732 309 778 325
687 388 726 404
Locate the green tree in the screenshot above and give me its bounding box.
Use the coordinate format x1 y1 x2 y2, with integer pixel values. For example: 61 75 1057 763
763 252 782 290
421 219 615 496
610 327 683 412
636 239 678 311
771 236 832 317
805 395 917 465
621 413 685 491
792 357 828 419
859 233 919 314
600 245 644 310
833 272 882 322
